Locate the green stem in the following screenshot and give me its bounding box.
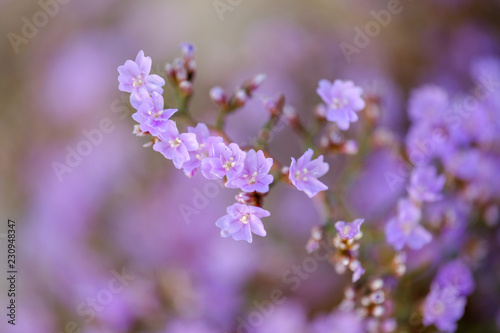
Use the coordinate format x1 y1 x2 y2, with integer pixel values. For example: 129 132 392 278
215 108 227 130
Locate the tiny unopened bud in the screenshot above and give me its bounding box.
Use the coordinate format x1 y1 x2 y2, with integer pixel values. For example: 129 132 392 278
133 124 147 137
187 59 197 73
172 58 183 71
306 226 323 253
370 279 384 291
306 238 319 253
179 80 193 96
281 166 290 176
342 140 359 155
370 290 385 304
319 135 330 150
210 86 227 106
335 261 347 274
165 63 175 77
236 192 252 204
328 130 343 145
314 104 327 120
361 296 371 307
246 73 266 91
263 95 284 116
372 305 385 317
311 226 323 241
234 89 248 106
283 106 298 123
175 67 188 82
395 264 406 277
349 259 360 271
180 42 195 60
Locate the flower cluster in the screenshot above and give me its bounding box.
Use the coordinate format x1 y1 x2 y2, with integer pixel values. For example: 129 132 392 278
423 260 475 332
331 219 366 282
118 46 358 245
339 279 397 333
385 164 445 251
115 43 496 333
119 48 276 243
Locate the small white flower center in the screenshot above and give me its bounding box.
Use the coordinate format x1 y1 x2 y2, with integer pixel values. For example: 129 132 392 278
401 219 414 235
331 97 348 110
240 214 250 224
342 225 351 236
169 137 182 148
431 300 445 316
148 109 163 118
132 75 144 88
294 167 309 181
223 157 236 171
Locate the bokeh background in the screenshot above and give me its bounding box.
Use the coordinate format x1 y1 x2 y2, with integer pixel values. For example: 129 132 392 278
1 0 500 332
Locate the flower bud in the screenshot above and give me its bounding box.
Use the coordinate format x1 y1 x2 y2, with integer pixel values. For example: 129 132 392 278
245 73 266 92
314 103 327 120
187 59 197 73
341 140 359 155
234 89 248 107
370 278 384 291
165 63 175 78
283 106 298 124
180 42 195 60
175 67 188 82
133 124 147 137
210 86 227 106
179 80 193 96
236 192 253 204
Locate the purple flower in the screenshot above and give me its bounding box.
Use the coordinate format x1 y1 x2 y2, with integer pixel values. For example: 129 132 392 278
335 219 365 240
226 149 274 193
408 165 446 203
202 142 246 180
433 259 475 296
385 198 432 250
131 92 177 136
316 79 365 130
153 120 199 169
442 148 480 181
408 85 449 123
181 123 223 177
423 286 466 333
180 42 195 60
351 261 365 283
215 203 270 243
289 149 329 198
118 50 165 108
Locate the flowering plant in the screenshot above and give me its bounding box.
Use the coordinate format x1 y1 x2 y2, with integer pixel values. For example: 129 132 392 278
117 45 500 332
